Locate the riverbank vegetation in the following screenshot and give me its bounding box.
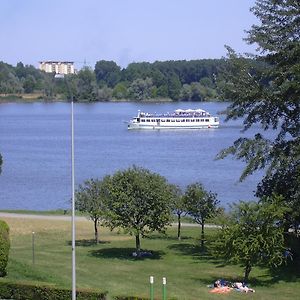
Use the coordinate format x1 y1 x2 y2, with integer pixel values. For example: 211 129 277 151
0 59 228 102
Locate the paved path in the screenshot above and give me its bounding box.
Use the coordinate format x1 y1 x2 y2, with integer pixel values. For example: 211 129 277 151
0 212 220 228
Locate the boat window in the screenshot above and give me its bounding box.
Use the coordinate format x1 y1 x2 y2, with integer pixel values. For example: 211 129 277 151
161 119 165 122
214 117 218 122
146 119 151 122
156 119 160 122
141 119 145 122
191 119 195 122
166 119 170 122
200 119 203 122
171 119 175 122
176 119 180 122
181 119 185 122
205 119 209 122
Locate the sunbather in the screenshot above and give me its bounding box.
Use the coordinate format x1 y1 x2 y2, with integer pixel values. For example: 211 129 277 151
233 282 255 293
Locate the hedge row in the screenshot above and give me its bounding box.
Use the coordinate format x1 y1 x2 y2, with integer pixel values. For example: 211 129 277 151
0 281 107 300
113 297 150 300
0 220 10 277
113 297 177 300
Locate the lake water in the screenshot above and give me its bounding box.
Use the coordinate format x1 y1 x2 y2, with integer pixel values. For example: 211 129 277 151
0 101 264 211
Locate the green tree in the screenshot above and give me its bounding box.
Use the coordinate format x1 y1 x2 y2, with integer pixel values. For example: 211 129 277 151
77 67 97 101
75 179 107 243
179 84 192 101
184 182 219 249
218 0 300 231
103 166 173 256
112 82 128 99
128 77 154 100
167 73 181 100
212 196 289 282
97 85 113 101
94 60 121 87
23 75 36 93
156 84 168 98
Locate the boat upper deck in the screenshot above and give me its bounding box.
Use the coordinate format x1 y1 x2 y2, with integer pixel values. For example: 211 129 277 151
139 109 211 118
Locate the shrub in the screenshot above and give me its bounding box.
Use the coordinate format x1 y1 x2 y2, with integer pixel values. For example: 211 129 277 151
0 281 107 299
0 220 10 277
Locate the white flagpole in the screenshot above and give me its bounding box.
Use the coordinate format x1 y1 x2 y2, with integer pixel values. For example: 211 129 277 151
71 96 76 300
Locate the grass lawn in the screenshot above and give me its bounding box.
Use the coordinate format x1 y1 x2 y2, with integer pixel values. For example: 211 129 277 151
0 216 299 300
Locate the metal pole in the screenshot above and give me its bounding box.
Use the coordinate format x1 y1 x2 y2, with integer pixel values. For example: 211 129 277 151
162 277 167 300
32 232 35 264
150 276 154 300
71 99 76 300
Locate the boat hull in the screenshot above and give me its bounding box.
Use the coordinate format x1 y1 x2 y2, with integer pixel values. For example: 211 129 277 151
128 122 219 130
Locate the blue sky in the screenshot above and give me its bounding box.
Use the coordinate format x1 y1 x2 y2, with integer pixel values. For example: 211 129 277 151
0 0 257 69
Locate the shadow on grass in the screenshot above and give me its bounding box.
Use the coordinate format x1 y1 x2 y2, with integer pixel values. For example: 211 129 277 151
67 239 111 247
262 259 300 285
145 234 193 241
193 259 300 288
168 243 218 261
89 247 165 260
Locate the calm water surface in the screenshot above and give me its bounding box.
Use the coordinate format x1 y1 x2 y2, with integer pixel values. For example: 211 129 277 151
0 102 264 210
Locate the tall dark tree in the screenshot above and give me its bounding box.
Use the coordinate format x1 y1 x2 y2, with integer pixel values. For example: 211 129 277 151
94 60 121 87
184 182 219 249
76 67 97 101
102 166 173 256
218 0 300 231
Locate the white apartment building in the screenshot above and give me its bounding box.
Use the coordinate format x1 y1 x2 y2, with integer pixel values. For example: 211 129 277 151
39 61 75 75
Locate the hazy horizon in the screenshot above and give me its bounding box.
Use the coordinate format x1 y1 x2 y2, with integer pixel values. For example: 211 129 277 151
1 0 257 69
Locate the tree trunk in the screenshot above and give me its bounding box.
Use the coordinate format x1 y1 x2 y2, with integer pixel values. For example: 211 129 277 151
243 262 252 283
135 234 141 256
177 213 181 241
201 222 205 249
94 219 98 244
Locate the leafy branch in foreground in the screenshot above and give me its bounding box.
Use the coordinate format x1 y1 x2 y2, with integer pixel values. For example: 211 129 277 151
218 0 300 231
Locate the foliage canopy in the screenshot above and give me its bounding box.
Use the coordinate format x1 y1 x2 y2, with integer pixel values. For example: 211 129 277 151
212 196 289 282
183 182 219 249
102 166 173 255
75 179 107 243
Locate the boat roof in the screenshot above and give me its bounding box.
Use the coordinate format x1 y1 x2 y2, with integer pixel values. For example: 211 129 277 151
137 108 211 118
175 109 206 113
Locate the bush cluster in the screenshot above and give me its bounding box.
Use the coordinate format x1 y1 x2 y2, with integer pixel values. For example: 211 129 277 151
0 220 10 277
0 281 107 300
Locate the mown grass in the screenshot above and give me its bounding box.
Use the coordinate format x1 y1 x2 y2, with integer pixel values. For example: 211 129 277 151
0 216 299 300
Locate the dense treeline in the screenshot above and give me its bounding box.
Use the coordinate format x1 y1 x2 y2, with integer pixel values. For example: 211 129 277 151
0 59 228 101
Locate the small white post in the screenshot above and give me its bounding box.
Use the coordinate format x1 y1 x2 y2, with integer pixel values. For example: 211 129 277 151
150 276 154 300
162 277 167 300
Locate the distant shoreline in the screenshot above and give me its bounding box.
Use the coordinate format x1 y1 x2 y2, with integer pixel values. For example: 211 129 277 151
0 94 222 104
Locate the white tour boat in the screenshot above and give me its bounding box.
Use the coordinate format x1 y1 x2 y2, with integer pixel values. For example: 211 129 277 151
127 108 219 130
